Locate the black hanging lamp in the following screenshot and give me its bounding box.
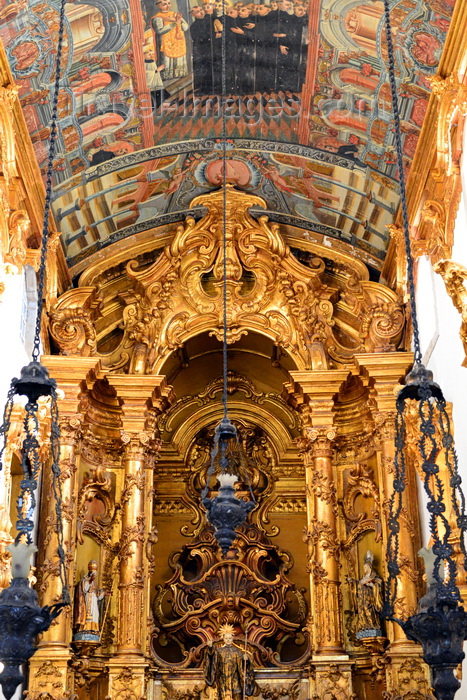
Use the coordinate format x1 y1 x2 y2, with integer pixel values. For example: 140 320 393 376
200 22 254 554
381 2 467 699
0 0 70 696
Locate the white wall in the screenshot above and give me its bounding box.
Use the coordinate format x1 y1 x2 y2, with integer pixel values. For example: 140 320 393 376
414 152 467 698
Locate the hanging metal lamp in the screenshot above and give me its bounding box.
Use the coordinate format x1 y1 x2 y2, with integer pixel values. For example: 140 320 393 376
202 418 255 554
382 2 467 699
0 0 70 695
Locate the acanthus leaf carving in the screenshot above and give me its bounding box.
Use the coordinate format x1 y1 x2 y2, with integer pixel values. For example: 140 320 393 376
58 188 405 371
434 258 467 367
49 287 102 356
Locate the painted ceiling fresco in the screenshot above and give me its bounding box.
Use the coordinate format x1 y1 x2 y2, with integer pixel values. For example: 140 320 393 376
0 0 454 274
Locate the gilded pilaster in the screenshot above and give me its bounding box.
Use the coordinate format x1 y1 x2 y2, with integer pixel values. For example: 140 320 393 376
106 374 173 699
354 353 431 697
117 430 149 656
27 357 101 700
289 371 349 662
36 413 82 648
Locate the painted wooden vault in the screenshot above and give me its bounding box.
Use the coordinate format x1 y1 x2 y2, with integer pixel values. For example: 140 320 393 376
0 0 454 273
0 1 463 699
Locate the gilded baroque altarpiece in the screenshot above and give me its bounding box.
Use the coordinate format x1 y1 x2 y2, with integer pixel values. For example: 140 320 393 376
0 7 467 699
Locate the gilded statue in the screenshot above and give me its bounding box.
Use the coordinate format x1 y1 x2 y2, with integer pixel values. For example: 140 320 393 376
73 560 107 640
204 625 256 700
348 550 383 640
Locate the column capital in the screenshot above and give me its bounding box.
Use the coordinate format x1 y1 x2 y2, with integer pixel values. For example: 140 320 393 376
41 356 103 414
107 374 175 435
121 430 156 461
354 352 413 412
285 370 349 430
305 426 337 457
58 414 82 446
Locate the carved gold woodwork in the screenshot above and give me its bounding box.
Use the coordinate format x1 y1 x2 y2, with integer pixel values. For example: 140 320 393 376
382 2 467 286
433 258 467 367
0 52 69 302
151 523 310 668
0 12 463 700
49 187 404 372
288 371 349 657
383 656 435 700
182 418 277 538
49 287 102 356
310 662 355 700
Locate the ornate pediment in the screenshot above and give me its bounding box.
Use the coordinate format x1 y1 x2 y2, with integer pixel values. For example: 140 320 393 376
49 187 404 372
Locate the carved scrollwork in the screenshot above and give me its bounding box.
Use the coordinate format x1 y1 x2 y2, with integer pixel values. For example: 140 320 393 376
59 188 405 372
434 258 467 367
360 301 404 353
76 465 117 546
342 463 381 548
49 287 102 356
383 657 435 700
151 524 310 669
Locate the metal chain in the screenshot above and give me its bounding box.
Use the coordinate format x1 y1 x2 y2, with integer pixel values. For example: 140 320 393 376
0 387 16 473
29 0 69 603
384 404 405 618
32 0 67 362
382 0 422 365
221 0 228 420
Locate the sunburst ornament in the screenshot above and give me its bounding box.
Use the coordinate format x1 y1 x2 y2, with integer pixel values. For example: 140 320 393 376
218 623 235 639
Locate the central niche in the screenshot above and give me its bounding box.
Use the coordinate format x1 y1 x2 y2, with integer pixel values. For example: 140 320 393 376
151 523 310 668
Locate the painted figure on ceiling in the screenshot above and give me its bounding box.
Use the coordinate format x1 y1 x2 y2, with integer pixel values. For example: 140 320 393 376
87 140 134 167
186 0 309 96
152 0 189 82
143 30 169 108
190 5 213 94
204 625 256 700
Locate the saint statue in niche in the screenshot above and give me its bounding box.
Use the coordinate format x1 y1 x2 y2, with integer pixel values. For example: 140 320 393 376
348 550 383 640
204 625 256 700
73 559 107 640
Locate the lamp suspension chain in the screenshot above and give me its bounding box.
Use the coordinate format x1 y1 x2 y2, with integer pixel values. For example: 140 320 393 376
221 0 228 419
381 4 467 698
32 0 67 363
31 0 70 605
201 11 255 553
382 0 421 365
0 0 71 696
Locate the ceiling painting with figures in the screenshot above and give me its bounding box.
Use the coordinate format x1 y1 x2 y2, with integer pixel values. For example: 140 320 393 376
0 0 454 274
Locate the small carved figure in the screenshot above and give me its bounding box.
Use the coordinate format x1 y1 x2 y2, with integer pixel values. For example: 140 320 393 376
204 625 256 700
348 550 383 639
73 560 107 639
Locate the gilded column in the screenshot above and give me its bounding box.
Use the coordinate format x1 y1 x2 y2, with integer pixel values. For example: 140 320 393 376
305 425 342 655
355 353 419 643
36 413 82 648
117 430 149 656
106 375 173 699
27 357 101 700
354 353 431 697
288 371 348 658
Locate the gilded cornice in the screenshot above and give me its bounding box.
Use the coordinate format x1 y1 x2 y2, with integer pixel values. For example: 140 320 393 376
382 0 467 287
0 40 70 311
50 188 405 373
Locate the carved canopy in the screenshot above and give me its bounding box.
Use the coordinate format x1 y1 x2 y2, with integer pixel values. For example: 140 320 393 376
49 187 404 372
